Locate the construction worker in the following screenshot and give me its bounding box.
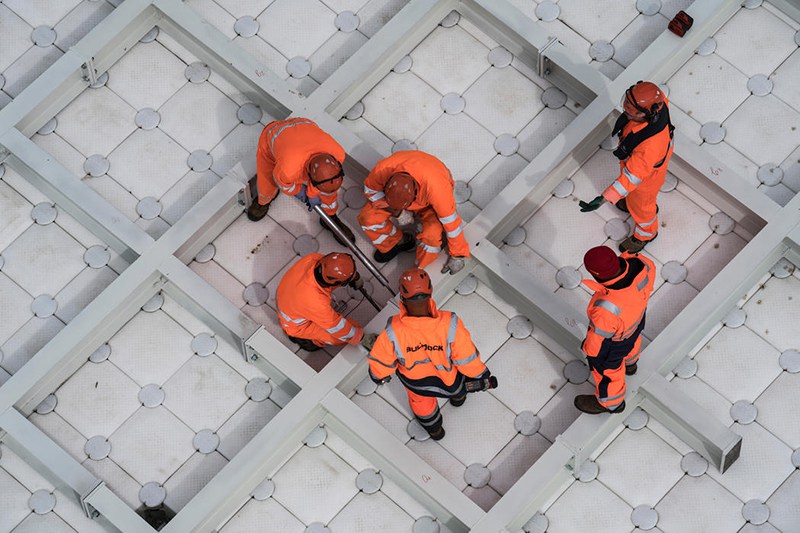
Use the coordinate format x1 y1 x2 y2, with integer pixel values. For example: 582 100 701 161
247 118 355 244
275 252 364 351
575 245 655 414
579 81 674 253
357 150 469 274
366 268 495 440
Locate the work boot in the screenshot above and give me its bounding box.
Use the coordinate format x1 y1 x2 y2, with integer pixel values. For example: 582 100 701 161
373 232 415 263
615 198 629 213
428 426 445 441
619 233 657 254
247 200 271 221
574 394 626 415
288 335 322 352
626 363 638 376
320 214 356 245
450 394 467 407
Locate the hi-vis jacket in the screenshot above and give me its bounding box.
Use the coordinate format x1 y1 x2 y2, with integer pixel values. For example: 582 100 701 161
276 254 363 346
367 299 486 397
582 252 656 357
257 118 345 215
362 151 470 258
602 99 674 206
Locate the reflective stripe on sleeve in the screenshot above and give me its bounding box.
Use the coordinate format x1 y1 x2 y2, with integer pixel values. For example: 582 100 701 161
325 317 347 335
372 226 397 245
452 350 479 365
362 221 389 231
594 299 622 316
611 181 629 198
279 310 307 325
622 167 642 185
589 323 615 338
364 186 384 202
367 354 397 369
385 318 406 367
439 212 459 224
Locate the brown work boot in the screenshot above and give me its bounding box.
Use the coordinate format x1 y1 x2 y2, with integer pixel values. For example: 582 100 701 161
626 363 638 376
619 233 657 254
287 335 322 352
428 426 445 441
320 214 356 245
615 198 629 213
247 200 271 221
373 232 415 263
574 394 626 415
450 394 467 407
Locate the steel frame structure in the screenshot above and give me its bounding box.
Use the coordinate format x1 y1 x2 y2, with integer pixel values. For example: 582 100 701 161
1 0 799 531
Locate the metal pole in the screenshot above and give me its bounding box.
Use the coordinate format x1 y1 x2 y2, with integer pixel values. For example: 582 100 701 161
359 286 382 311
314 205 394 292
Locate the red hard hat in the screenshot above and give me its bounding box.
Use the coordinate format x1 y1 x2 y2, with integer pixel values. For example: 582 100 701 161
621 81 665 122
318 253 355 284
584 246 620 281
384 172 417 210
399 267 432 300
307 153 344 193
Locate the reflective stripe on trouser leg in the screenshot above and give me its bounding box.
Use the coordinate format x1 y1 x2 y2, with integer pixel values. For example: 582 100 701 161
415 208 444 268
626 185 660 242
406 389 442 434
591 362 626 410
357 202 402 252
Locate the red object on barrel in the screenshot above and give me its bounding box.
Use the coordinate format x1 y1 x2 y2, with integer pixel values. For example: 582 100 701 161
668 10 693 37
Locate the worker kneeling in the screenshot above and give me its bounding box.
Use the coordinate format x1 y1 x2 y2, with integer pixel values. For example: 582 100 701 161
575 246 655 415
366 268 496 440
276 252 364 351
357 150 469 274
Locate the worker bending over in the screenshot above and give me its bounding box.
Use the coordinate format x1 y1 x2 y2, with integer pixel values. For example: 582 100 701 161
575 246 655 414
580 81 674 253
248 118 355 244
367 268 495 440
276 252 364 351
358 150 469 274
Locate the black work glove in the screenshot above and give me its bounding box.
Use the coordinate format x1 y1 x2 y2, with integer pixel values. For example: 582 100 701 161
578 195 605 212
369 371 391 385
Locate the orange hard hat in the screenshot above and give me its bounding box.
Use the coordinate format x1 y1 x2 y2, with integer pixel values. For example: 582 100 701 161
307 153 344 193
399 267 432 300
621 81 665 122
318 252 356 284
384 172 417 210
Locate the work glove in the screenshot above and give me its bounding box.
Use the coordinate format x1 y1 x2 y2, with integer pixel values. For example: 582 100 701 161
295 184 309 204
578 195 605 212
360 332 378 351
348 272 364 290
295 186 322 211
441 255 466 275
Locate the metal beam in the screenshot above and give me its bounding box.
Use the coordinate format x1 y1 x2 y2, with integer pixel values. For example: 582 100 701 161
322 390 484 532
1 128 151 261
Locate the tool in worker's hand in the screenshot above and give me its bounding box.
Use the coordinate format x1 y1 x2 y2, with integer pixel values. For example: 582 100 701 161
465 375 498 392
668 10 693 37
314 205 393 294
579 195 606 212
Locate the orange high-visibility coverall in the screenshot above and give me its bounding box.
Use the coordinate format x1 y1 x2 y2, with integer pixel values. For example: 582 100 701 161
582 252 656 410
367 299 487 434
276 254 363 347
602 101 674 242
256 118 346 216
357 151 469 268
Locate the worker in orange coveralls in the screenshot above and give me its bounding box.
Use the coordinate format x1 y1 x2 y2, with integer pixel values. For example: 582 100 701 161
575 245 655 414
276 252 364 352
247 118 355 244
366 268 496 440
357 150 469 274
579 81 674 253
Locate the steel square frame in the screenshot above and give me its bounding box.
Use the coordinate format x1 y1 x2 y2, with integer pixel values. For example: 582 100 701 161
1 0 799 531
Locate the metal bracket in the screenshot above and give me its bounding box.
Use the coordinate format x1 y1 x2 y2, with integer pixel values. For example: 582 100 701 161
537 36 559 77
80 58 99 86
80 479 106 519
